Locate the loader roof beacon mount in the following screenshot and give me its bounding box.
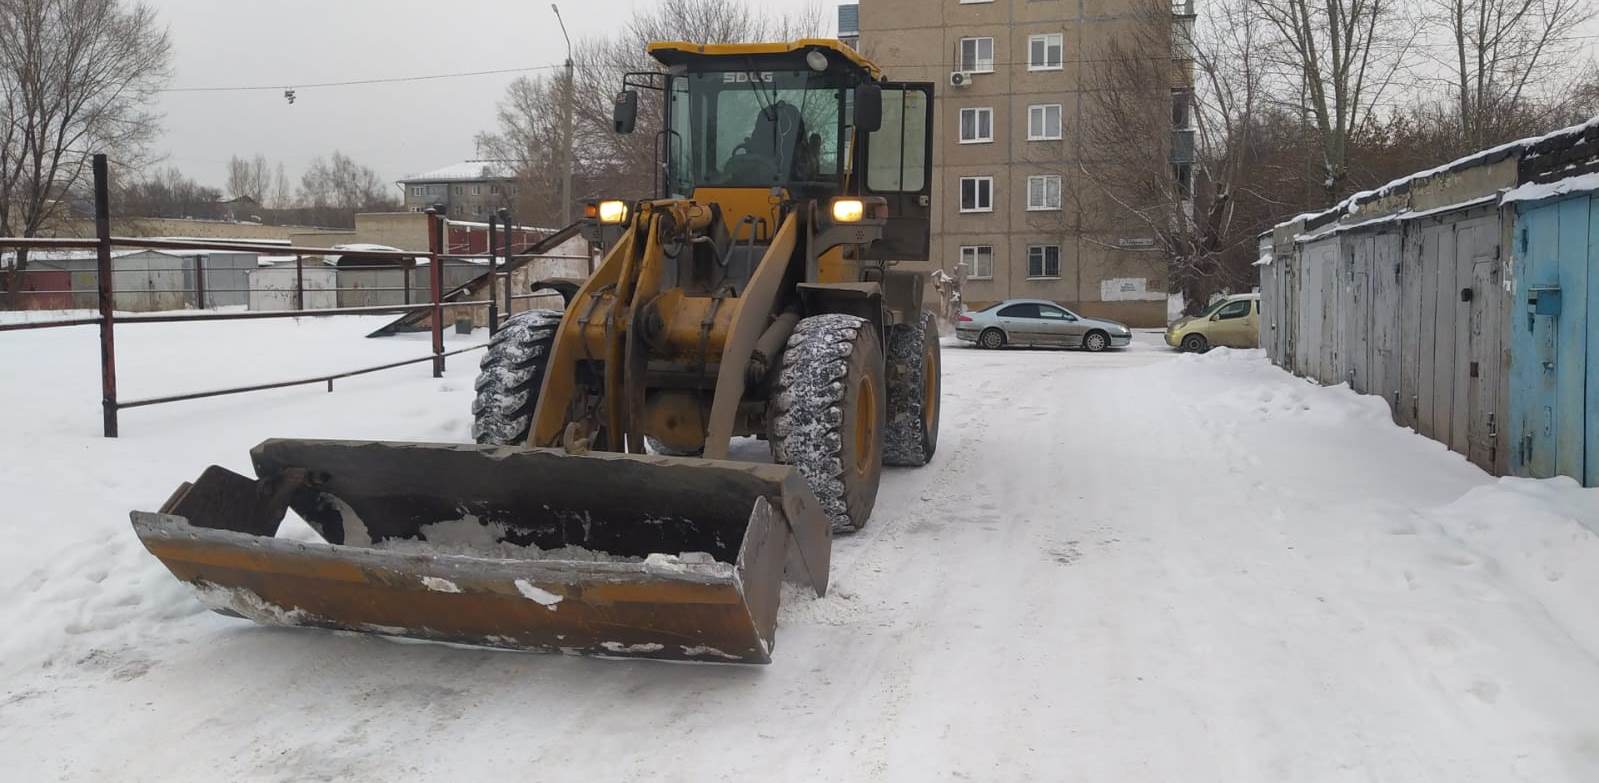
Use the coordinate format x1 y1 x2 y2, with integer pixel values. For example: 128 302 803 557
132 39 940 664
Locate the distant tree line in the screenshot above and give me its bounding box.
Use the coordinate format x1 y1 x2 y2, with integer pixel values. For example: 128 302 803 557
114 151 400 229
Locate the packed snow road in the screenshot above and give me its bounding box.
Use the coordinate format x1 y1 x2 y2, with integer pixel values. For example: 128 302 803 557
2 317 1597 782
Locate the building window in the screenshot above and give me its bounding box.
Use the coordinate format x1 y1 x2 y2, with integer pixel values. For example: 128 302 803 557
473 204 484 217
1028 33 1063 71
453 185 463 195
491 184 503 194
959 245 994 279
959 176 994 212
1026 175 1062 211
1027 245 1061 278
958 37 994 73
1028 104 1063 140
471 184 483 196
959 107 993 144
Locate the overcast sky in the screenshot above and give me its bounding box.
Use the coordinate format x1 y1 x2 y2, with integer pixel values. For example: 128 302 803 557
144 0 829 193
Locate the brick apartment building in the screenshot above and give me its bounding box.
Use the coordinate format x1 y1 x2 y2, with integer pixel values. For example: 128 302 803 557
851 0 1194 325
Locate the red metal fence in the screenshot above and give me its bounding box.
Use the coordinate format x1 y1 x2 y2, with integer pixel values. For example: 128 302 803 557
0 154 573 437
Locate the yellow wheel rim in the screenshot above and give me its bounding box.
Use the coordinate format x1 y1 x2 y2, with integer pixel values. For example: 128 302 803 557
854 374 878 476
922 338 939 433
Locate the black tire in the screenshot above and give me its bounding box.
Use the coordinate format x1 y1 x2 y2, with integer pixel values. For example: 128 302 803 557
1181 333 1209 353
884 311 940 467
1082 330 1110 353
769 313 886 533
471 309 561 445
979 328 1005 349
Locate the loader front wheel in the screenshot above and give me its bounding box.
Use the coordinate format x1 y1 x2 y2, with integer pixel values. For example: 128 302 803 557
884 310 940 467
770 314 886 533
471 309 561 445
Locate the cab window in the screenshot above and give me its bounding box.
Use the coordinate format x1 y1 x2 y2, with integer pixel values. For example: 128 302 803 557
866 89 929 193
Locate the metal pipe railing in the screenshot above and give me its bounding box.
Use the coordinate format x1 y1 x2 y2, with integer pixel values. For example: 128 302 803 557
119 344 488 409
0 157 496 437
0 164 587 434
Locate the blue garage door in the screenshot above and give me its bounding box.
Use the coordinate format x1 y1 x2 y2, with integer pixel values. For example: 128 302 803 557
1510 195 1594 486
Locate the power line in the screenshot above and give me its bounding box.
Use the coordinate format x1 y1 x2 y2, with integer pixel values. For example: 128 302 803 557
154 31 1599 95
158 63 568 94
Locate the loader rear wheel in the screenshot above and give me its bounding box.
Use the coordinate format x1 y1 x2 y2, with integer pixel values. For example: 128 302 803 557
770 314 885 533
884 311 940 467
471 309 561 445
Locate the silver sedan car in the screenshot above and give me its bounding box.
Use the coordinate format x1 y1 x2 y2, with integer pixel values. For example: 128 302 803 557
955 298 1134 352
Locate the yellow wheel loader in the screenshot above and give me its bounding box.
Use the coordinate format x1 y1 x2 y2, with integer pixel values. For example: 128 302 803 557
131 40 940 664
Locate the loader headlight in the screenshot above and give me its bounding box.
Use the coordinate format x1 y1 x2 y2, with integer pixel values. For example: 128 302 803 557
831 198 866 223
593 199 629 225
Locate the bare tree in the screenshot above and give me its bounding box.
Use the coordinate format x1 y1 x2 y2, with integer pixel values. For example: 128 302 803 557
477 0 824 227
298 151 396 210
1420 0 1595 150
116 167 223 219
268 162 292 210
0 0 170 299
1249 0 1415 196
224 154 273 202
1076 0 1271 311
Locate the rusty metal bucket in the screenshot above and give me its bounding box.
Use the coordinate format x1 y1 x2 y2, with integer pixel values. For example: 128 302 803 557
131 439 831 663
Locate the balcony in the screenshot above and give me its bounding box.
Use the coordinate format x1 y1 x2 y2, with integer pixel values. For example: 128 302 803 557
1171 128 1196 164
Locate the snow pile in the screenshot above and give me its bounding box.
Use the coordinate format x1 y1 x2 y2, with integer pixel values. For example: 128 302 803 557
1428 477 1599 648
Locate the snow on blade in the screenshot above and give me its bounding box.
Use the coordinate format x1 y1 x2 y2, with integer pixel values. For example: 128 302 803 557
419 576 462 594
600 642 665 654
191 583 311 626
513 580 562 610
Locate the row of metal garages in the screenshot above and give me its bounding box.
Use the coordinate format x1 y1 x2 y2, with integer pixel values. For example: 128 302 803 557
3 247 484 312
1259 118 1599 488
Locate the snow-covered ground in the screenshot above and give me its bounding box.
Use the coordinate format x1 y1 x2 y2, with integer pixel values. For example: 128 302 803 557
2 317 1598 781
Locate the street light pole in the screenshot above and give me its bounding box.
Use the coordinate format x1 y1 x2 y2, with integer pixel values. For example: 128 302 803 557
552 3 575 227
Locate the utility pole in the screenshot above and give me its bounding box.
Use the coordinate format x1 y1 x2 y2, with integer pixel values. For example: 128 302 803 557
553 3 575 227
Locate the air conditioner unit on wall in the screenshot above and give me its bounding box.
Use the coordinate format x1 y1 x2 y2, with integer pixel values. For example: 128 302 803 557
949 71 973 88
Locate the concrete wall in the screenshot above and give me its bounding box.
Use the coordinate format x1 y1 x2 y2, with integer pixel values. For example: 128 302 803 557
60 217 342 242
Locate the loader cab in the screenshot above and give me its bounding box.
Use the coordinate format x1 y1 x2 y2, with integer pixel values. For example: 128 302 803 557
617 40 934 261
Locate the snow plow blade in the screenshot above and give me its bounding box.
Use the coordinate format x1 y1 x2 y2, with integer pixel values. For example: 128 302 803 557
130 439 831 664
